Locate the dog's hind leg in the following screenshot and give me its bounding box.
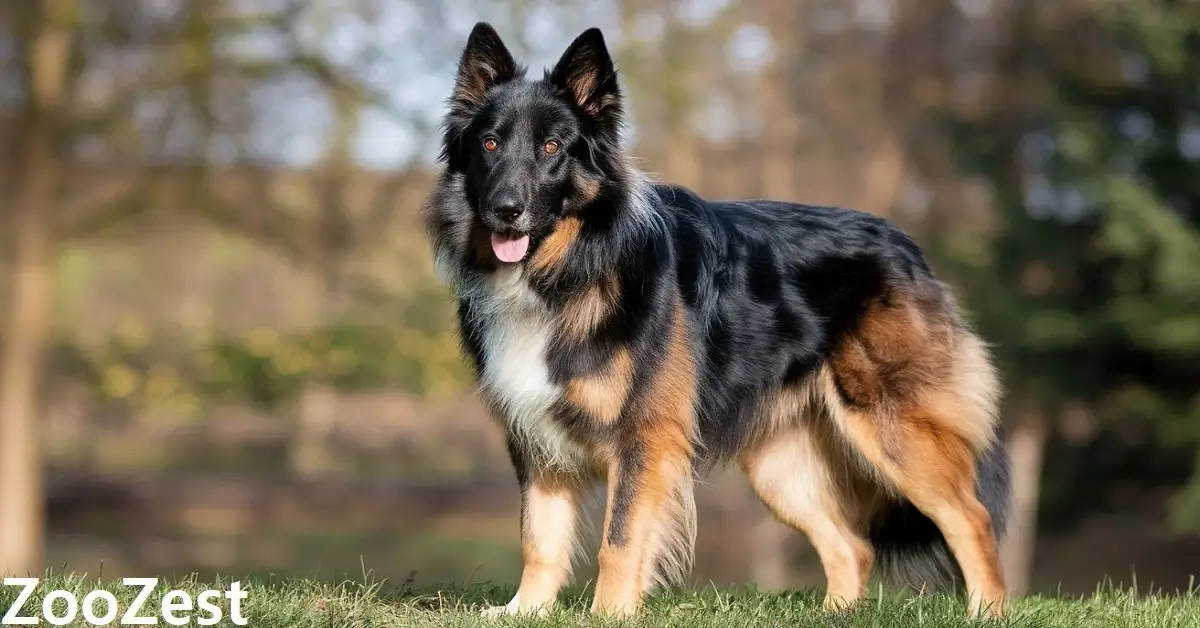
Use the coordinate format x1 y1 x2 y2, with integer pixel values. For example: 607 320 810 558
821 283 1008 618
818 369 1008 618
739 416 877 611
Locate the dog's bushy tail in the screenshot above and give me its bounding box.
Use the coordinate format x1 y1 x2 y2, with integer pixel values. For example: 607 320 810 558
867 435 1011 593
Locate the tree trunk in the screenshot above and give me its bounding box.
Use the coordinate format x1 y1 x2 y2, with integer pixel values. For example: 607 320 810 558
289 275 341 479
290 379 339 478
750 511 794 590
860 128 907 217
999 409 1048 596
0 0 72 578
0 183 55 577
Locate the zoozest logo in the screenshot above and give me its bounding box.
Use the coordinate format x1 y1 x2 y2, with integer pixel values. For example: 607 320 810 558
2 578 249 626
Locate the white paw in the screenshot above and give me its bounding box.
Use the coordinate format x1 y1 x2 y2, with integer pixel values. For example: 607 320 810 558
480 594 552 619
480 604 514 619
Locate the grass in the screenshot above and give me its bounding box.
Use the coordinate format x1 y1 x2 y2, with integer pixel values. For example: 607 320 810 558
2 572 1198 627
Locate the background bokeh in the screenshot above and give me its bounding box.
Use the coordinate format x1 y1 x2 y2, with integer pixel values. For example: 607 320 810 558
2 0 1199 600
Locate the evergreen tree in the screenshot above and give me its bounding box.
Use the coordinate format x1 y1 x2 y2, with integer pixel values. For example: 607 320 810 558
942 1 1200 532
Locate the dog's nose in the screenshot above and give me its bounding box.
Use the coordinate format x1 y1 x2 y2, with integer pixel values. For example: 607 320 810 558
488 196 523 223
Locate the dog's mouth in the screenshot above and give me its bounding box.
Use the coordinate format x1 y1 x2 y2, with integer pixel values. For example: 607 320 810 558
490 231 530 263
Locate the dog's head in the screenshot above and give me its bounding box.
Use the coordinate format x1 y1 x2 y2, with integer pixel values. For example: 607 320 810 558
438 23 624 265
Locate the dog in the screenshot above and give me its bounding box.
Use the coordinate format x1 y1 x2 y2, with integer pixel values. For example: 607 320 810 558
422 22 1012 619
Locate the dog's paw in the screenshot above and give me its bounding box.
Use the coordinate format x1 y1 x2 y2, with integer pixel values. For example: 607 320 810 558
821 594 861 613
480 595 552 619
590 599 641 619
480 604 514 619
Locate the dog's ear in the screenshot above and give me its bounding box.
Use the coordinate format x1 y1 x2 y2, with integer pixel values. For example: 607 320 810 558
549 28 622 126
450 23 520 116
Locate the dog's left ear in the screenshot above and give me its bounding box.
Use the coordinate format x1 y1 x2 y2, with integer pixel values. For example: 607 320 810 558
549 28 621 126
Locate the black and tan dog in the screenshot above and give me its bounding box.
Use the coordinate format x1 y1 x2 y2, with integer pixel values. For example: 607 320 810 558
423 22 1011 619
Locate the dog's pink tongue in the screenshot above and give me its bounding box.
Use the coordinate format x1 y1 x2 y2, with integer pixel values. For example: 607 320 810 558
490 233 530 263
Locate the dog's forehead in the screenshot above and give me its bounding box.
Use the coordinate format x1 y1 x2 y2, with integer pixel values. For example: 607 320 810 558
486 85 576 134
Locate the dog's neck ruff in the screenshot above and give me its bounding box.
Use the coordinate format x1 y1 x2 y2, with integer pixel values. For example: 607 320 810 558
428 167 661 473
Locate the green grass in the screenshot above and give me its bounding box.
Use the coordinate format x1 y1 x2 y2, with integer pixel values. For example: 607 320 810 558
2 572 1198 627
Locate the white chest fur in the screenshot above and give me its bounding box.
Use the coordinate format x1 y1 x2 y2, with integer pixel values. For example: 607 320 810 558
472 267 587 472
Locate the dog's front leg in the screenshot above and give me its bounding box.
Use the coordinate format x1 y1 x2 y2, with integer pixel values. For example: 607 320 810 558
591 446 693 618
591 307 699 618
484 469 584 618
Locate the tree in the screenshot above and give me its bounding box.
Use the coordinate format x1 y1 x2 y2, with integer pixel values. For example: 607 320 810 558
927 0 1200 593
0 0 435 573
0 0 72 578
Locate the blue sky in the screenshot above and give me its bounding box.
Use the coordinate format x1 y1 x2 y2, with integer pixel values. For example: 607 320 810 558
239 0 763 170
237 0 1200 182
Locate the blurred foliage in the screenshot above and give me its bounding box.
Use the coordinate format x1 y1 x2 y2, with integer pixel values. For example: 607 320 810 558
937 0 1200 530
55 283 473 416
201 318 469 408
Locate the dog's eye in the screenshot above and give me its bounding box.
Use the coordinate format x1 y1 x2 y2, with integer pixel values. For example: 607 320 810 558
483 138 500 152
543 140 561 155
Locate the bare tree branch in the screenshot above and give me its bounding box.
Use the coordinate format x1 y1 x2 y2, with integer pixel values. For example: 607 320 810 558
57 179 143 236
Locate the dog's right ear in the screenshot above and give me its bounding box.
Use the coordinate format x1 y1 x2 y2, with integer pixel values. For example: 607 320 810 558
450 23 520 116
